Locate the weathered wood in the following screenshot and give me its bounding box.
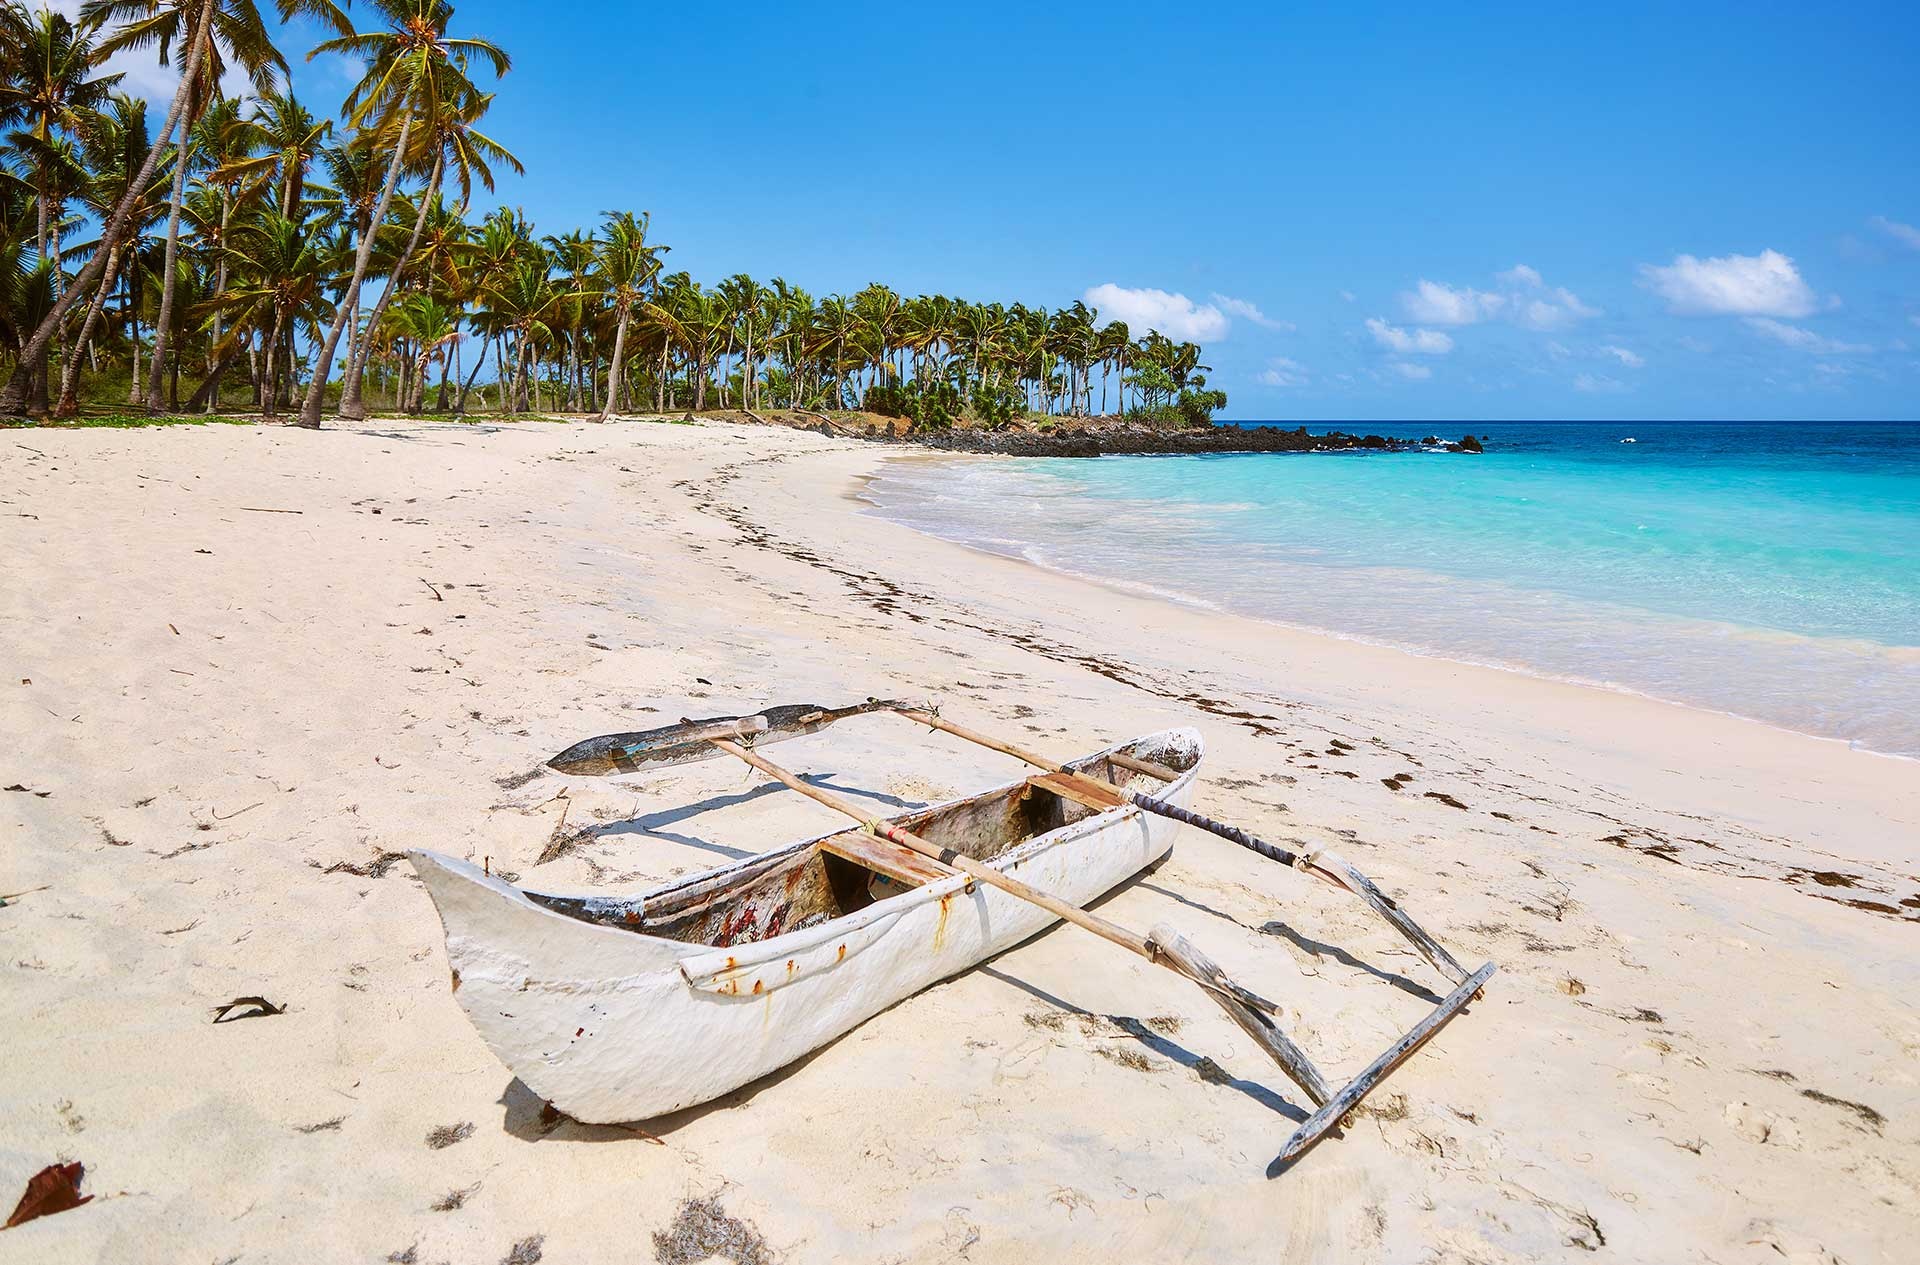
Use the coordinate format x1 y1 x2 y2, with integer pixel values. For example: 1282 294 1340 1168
1311 850 1470 985
550 700 906 777
1132 794 1302 867
550 714 770 776
1110 751 1182 782
1029 770 1127 812
1148 923 1331 1107
411 726 1211 1125
1275 960 1498 1166
896 707 1064 772
816 827 957 889
707 737 1155 960
893 708 1476 992
705 737 1287 1016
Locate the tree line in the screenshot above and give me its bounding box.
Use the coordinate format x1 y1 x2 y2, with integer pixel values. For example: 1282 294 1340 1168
0 1 1226 428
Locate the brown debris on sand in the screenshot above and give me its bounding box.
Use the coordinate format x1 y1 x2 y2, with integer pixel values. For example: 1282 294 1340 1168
211 996 285 1023
653 1195 774 1265
5 1161 92 1229
425 1121 474 1149
501 1235 544 1264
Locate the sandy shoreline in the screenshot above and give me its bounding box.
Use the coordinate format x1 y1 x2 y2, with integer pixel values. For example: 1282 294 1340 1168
2 417 1915 1262
852 451 1920 770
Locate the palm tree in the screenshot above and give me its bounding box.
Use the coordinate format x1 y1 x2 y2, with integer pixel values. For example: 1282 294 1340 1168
53 91 170 415
13 7 120 264
590 210 659 420
449 203 526 411
478 253 551 412
716 272 763 411
542 226 593 410
7 6 118 411
1096 319 1129 415
0 0 346 416
298 0 510 428
212 87 329 217
384 291 458 412
212 207 324 417
336 86 517 419
86 0 298 413
814 294 858 408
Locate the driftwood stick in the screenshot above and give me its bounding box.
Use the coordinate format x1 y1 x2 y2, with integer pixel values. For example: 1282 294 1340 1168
1275 960 1498 1167
1148 922 1331 1106
1309 851 1469 985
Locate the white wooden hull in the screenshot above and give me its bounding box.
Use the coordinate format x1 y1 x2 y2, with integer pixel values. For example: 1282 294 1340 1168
411 729 1202 1123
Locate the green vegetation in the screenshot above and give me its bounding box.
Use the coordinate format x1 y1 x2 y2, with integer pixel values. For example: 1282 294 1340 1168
0 2 1224 428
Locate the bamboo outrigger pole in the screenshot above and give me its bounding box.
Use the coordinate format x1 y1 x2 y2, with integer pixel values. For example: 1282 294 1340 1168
883 705 1495 1167
892 707 1475 986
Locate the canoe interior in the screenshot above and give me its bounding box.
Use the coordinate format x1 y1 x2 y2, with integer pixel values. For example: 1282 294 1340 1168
524 734 1196 949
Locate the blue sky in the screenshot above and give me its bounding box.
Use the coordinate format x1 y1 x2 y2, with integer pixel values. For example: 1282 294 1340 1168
70 1 1920 420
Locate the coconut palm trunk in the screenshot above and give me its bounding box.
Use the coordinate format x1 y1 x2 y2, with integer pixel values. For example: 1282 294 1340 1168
206 189 232 412
598 305 631 421
261 306 286 420
0 0 213 418
296 113 415 429
53 238 124 415
144 104 198 414
127 265 143 407
455 333 489 412
339 156 442 421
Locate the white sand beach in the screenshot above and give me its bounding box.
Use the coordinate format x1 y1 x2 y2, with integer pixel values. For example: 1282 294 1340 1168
3 417 1916 1263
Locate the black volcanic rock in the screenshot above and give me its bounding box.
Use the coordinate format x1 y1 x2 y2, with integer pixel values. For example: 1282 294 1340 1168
903 422 1458 457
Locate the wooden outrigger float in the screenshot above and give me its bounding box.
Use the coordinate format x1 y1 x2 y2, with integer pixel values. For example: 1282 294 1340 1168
412 699 1493 1170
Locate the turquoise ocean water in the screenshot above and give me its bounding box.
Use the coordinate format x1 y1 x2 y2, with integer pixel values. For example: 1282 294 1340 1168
862 422 1920 757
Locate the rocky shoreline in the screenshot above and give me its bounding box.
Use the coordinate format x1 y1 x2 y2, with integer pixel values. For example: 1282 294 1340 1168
912 422 1483 457
791 415 1483 457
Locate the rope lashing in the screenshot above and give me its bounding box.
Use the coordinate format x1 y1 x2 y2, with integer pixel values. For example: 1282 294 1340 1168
1130 794 1301 868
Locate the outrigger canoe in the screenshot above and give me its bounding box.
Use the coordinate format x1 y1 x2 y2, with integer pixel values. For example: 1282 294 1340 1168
410 728 1203 1124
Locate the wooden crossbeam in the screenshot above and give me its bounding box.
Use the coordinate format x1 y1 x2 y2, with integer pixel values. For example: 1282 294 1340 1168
815 828 957 889
1027 770 1127 812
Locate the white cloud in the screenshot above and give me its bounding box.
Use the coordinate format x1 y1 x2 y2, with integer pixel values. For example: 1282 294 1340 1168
1600 344 1646 368
1402 279 1504 325
1210 294 1293 331
1573 372 1627 394
1084 284 1229 342
1338 289 1356 303
1743 317 1870 354
1365 317 1453 354
1870 216 1920 250
1638 249 1817 317
1516 290 1599 330
1390 362 1432 381
1258 357 1309 387
1546 341 1572 360
1401 265 1596 330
